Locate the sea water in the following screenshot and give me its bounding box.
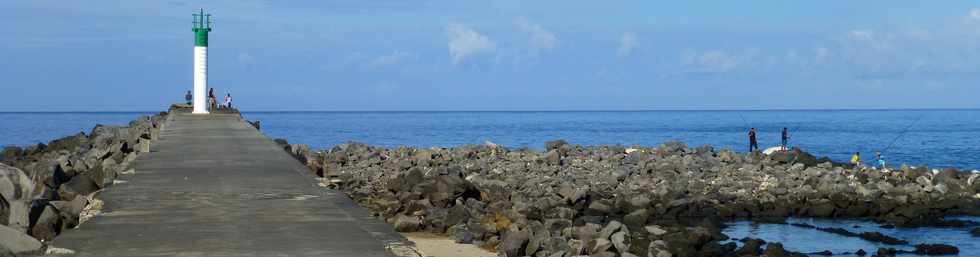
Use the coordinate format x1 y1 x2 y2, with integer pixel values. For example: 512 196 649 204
1 110 979 170
724 216 980 256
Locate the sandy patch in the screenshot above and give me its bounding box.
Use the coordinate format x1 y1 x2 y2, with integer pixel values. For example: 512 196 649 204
402 232 496 257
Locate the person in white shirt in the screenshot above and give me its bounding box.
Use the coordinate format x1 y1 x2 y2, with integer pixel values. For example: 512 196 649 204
224 93 233 109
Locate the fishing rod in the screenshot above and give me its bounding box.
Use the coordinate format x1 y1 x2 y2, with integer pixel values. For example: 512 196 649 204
737 113 751 128
881 115 924 153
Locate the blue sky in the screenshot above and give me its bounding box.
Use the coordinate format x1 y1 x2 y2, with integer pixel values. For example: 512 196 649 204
2 1 980 111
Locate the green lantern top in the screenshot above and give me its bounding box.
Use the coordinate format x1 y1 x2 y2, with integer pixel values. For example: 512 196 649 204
192 9 213 47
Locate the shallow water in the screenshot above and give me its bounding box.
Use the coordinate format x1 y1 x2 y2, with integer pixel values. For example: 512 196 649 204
723 216 980 256
2 110 980 170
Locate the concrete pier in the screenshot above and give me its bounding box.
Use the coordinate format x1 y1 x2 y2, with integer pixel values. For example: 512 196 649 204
53 114 408 257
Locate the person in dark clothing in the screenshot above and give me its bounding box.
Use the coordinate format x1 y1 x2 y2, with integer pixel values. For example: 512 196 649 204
208 88 216 111
781 127 790 150
185 90 192 105
748 128 759 152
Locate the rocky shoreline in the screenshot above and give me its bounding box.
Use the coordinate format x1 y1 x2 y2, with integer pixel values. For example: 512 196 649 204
0 112 169 255
282 139 980 257
2 109 979 257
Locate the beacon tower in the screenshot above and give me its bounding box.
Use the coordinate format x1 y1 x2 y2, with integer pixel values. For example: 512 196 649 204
192 9 213 114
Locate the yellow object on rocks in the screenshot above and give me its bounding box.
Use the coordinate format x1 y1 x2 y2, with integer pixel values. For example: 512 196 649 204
850 154 861 166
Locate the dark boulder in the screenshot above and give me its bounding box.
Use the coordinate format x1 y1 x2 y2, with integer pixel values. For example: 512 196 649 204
769 148 822 167
762 242 786 257
28 204 62 241
50 196 88 229
273 139 291 152
0 196 7 227
392 214 421 232
544 140 568 151
453 228 475 244
46 132 89 152
1 147 22 162
810 250 833 255
541 150 561 166
874 247 898 256
85 158 120 188
623 209 649 227
57 174 100 201
445 203 472 226
913 244 958 255
497 229 530 257
660 141 687 155
735 238 765 256
859 231 907 245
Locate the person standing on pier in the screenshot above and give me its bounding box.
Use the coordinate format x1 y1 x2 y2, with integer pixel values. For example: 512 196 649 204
208 88 216 111
224 93 233 109
781 127 790 150
185 90 192 105
748 128 759 152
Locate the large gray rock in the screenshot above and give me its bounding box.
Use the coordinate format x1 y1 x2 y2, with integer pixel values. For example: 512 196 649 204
541 150 561 166
611 231 630 253
648 240 673 257
0 196 7 228
0 224 41 255
50 196 88 229
0 163 34 231
588 238 613 254
57 174 100 201
46 132 89 152
86 158 120 187
1 146 23 163
598 221 624 239
392 214 420 232
624 209 650 227
544 140 568 151
497 229 530 257
29 204 62 241
645 225 668 237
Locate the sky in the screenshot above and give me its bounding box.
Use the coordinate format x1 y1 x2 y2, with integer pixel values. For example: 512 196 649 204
2 1 980 111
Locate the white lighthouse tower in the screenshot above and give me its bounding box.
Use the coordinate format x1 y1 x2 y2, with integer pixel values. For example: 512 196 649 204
192 9 213 114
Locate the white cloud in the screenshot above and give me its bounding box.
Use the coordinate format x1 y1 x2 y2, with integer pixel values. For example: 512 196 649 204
618 32 637 58
515 18 556 51
683 50 738 73
364 51 415 69
970 8 980 20
445 23 496 65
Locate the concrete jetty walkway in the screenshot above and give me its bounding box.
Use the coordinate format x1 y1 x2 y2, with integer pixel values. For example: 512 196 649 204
54 114 408 257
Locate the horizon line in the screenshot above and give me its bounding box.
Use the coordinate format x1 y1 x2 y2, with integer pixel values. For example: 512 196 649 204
1 107 979 113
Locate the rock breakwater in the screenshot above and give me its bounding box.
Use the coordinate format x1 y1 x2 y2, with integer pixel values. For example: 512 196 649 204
284 140 980 257
0 112 168 254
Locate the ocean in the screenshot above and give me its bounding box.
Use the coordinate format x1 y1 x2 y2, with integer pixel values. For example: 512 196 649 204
724 216 980 256
1 110 979 256
1 110 979 170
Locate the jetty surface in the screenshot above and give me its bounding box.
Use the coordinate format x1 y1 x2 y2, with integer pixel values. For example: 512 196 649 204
53 113 404 257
